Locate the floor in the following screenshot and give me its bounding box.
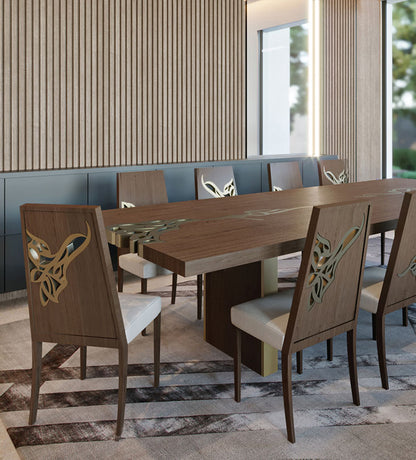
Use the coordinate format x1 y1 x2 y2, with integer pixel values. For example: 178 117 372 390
2 235 416 459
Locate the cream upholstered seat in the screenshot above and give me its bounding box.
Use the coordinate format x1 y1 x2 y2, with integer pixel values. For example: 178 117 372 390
231 200 371 443
358 191 416 389
119 293 161 344
119 253 172 280
20 203 161 439
360 266 386 314
231 289 293 350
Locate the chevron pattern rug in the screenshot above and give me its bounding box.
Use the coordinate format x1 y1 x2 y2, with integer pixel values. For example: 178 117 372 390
2 239 416 459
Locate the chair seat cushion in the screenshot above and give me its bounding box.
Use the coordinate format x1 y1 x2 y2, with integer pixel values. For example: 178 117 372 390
119 253 172 279
231 289 294 351
360 266 386 314
119 293 162 343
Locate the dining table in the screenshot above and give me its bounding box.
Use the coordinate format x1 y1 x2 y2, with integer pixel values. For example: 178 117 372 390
103 178 416 376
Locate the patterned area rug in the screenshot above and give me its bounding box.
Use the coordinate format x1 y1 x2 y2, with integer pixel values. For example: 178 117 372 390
2 240 416 459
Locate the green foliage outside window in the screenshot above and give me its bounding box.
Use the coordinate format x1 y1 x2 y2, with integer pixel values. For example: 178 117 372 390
392 1 416 174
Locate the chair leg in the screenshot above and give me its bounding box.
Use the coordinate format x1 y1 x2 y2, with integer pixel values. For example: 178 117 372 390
372 313 377 340
234 328 242 403
197 274 203 320
347 329 360 406
116 346 128 440
376 314 389 389
296 350 303 374
29 341 42 425
117 267 124 293
80 346 87 380
141 279 148 336
380 232 385 266
153 314 161 387
402 306 408 327
171 273 177 305
282 352 295 443
327 338 333 361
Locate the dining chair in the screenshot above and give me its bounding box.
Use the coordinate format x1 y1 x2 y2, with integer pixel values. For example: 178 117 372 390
195 166 238 199
267 161 303 191
231 199 371 443
117 170 203 319
318 158 386 266
317 158 349 186
193 166 238 319
360 190 416 389
267 161 302 287
20 203 161 439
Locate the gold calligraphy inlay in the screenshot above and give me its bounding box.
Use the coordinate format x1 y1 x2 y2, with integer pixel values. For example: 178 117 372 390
27 223 92 307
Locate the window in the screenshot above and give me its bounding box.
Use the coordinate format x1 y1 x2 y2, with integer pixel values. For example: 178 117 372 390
260 22 309 155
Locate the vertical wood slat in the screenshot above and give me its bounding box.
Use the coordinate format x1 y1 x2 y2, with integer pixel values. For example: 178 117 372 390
321 0 357 182
0 0 245 172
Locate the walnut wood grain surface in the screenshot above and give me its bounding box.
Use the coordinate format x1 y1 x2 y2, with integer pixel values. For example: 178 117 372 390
103 179 416 277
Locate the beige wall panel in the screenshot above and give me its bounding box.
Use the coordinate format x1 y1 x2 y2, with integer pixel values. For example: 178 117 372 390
356 0 381 181
0 0 245 172
321 0 381 182
322 0 357 181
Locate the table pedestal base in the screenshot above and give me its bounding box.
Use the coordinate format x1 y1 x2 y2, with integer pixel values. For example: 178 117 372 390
204 259 278 376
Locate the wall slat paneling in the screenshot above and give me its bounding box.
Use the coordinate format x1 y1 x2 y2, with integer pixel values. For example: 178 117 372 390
321 0 357 182
0 0 245 172
321 0 381 181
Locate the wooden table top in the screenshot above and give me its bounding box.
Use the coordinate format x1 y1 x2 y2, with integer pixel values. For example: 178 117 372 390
103 178 416 277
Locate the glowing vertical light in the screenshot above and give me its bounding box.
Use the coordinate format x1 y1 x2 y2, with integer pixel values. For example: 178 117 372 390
308 0 320 157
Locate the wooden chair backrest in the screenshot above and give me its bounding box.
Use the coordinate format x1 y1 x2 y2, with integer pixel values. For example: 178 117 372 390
380 191 416 312
318 159 349 186
283 200 371 353
195 166 237 199
21 204 125 348
267 162 303 192
117 170 168 208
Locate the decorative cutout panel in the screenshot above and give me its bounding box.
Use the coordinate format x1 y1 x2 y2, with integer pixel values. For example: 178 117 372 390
107 218 193 252
121 201 135 209
307 215 365 310
398 256 416 278
201 175 237 198
27 223 92 307
323 168 349 185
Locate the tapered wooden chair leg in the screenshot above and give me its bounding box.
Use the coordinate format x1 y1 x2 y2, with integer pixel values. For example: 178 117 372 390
80 346 87 380
380 232 385 266
117 267 124 292
141 279 148 336
153 314 161 387
171 273 178 305
234 328 242 402
327 338 333 361
282 352 295 443
29 341 42 425
197 274 203 320
376 314 389 389
116 346 128 440
347 329 360 406
296 350 303 374
402 306 408 327
372 313 377 340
